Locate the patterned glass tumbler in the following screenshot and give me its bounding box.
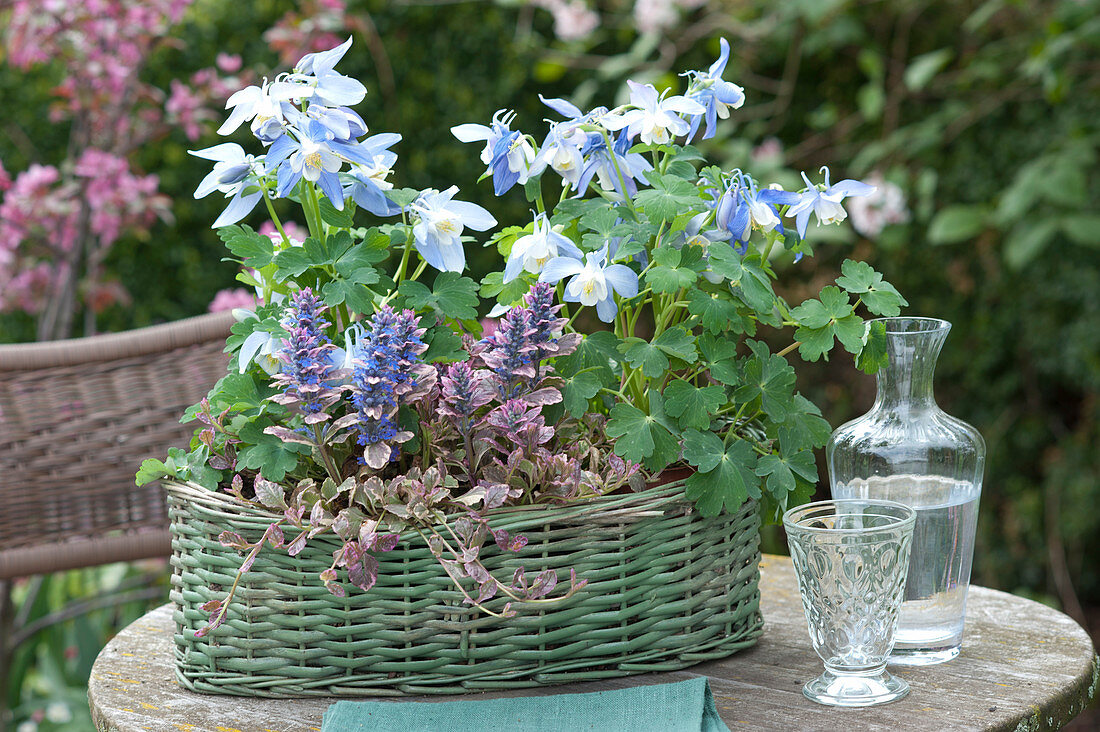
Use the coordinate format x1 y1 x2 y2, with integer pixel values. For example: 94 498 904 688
784 499 916 707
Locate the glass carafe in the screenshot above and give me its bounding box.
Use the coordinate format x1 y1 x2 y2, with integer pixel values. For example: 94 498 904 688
827 317 985 665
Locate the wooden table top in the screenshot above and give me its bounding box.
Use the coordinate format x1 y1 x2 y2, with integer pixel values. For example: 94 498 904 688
89 555 1098 731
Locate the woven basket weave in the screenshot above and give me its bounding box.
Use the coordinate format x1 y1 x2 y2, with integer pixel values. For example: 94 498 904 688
167 478 762 697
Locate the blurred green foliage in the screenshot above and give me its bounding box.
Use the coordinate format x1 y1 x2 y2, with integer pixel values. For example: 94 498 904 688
4 564 169 730
1 0 1097 721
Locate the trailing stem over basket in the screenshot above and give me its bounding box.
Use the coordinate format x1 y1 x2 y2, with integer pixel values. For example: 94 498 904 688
140 36 904 636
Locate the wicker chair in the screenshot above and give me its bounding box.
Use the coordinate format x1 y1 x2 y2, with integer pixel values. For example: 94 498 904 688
0 310 234 722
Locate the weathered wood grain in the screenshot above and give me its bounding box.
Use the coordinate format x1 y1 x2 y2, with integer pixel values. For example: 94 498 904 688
88 555 1099 731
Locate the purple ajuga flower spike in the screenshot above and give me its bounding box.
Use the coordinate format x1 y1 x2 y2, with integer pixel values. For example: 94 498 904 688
522 281 580 359
350 306 436 469
477 282 580 398
270 288 341 422
479 306 536 399
439 361 494 426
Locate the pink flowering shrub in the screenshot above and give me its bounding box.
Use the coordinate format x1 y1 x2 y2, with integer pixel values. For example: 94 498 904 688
847 173 910 239
259 220 310 245
0 0 242 339
532 0 599 41
263 0 362 67
207 288 258 314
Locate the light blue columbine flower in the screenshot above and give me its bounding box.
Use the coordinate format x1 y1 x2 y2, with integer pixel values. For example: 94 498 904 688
409 186 497 272
603 81 706 146
451 110 538 196
290 103 368 142
578 130 653 199
785 167 876 239
189 142 264 228
269 37 367 108
342 132 402 216
535 96 614 191
683 38 746 140
503 212 584 282
539 244 639 323
265 120 347 208
713 173 797 251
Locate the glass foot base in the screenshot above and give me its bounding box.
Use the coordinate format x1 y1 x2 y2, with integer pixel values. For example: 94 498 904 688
803 667 910 707
889 645 960 666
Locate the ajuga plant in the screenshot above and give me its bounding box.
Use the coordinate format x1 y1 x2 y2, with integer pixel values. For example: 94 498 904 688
140 37 903 634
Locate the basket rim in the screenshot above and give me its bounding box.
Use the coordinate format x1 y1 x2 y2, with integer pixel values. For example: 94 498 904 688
164 476 699 534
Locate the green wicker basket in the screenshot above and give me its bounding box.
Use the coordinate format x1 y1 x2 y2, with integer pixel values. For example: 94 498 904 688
167 479 763 697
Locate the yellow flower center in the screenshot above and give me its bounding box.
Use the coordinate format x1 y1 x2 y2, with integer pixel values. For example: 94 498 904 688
305 151 323 171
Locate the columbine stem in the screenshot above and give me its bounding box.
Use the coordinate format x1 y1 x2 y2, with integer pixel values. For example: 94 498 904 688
409 259 428 282
262 189 292 247
394 231 414 285
599 131 635 213
300 181 325 241
777 341 800 358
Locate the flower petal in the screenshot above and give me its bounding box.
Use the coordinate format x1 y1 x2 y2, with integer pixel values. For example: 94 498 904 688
709 38 731 77
540 95 583 119
298 36 353 75
538 256 584 283
595 295 617 323
239 330 270 373
189 143 244 163
627 80 659 111
437 241 467 272
213 188 262 228
316 74 367 107
217 103 254 136
276 162 303 199
316 171 345 210
193 168 224 199
412 225 447 272
549 230 583 260
451 123 493 143
828 179 877 199
265 135 297 172
446 200 497 231
603 264 639 298
663 95 708 116
503 252 525 283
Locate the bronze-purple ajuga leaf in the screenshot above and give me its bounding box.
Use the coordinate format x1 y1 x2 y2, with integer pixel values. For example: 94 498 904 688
218 530 248 549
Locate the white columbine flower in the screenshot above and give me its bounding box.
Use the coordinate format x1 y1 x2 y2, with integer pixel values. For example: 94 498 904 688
409 186 497 272
539 244 640 323
604 81 707 146
218 79 286 138
535 121 588 189
786 167 877 238
503 212 584 282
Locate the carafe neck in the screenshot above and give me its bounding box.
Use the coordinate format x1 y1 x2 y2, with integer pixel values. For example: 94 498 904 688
873 318 950 413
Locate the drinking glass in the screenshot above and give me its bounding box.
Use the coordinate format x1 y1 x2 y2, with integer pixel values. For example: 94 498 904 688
784 499 916 707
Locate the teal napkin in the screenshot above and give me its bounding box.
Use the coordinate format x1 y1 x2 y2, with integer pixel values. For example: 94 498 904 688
321 677 730 732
